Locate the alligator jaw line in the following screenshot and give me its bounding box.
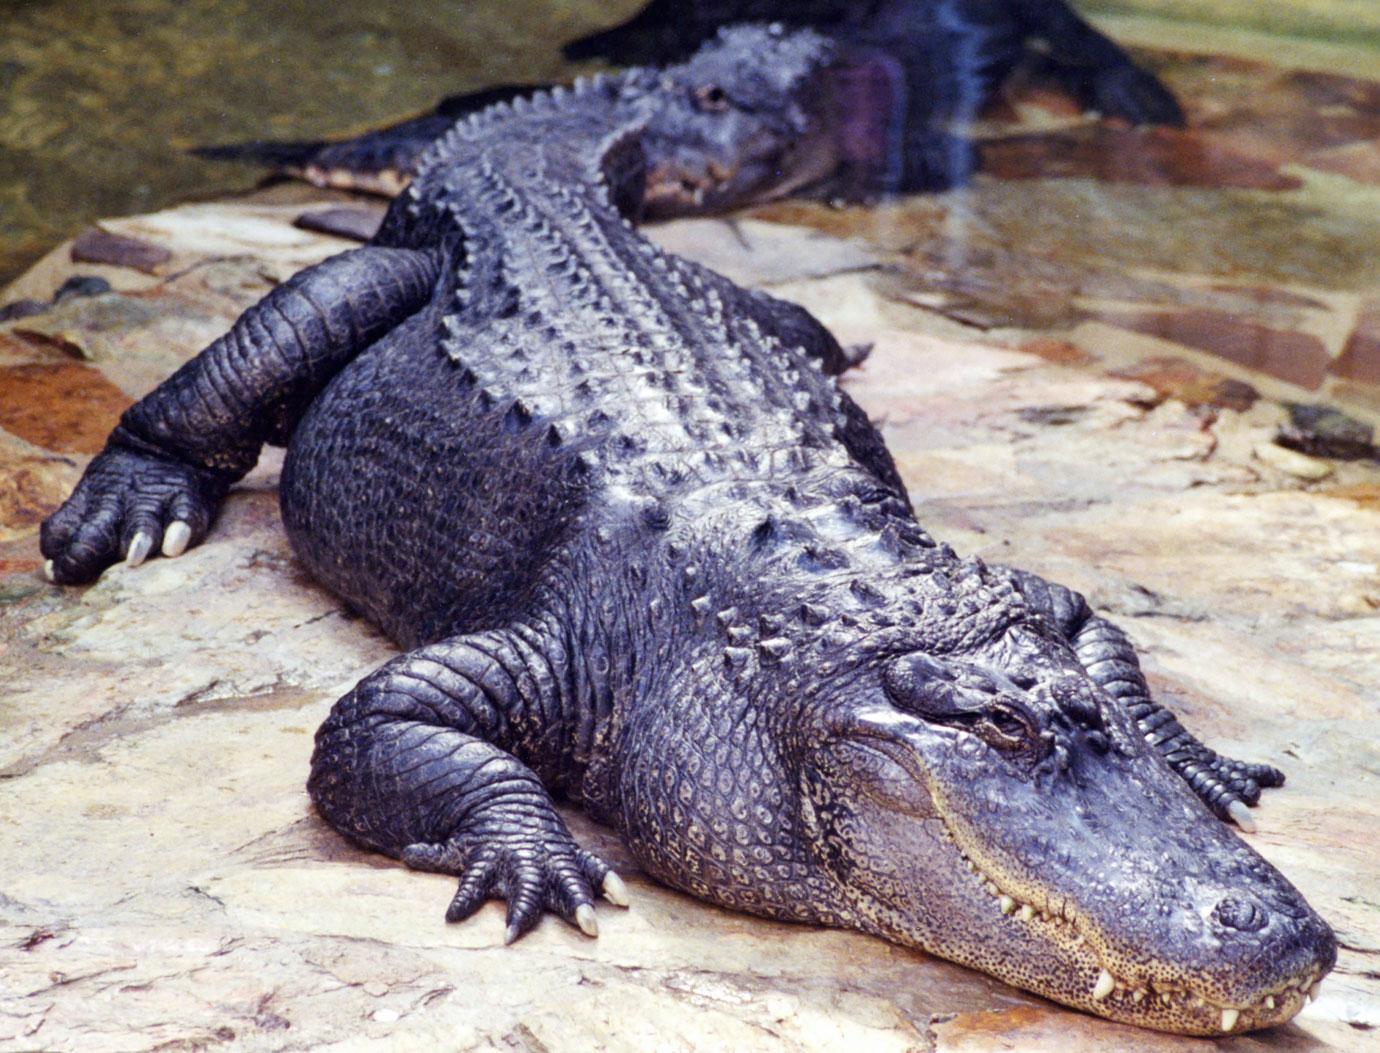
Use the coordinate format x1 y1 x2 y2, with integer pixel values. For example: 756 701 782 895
936 819 1318 1032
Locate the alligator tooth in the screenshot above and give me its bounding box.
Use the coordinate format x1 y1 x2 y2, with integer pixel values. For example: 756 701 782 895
1264 995 1275 1010
1220 1008 1238 1032
999 896 1015 915
1132 989 1145 1003
1092 970 1115 1002
1018 905 1034 923
1160 992 1172 1006
984 880 998 895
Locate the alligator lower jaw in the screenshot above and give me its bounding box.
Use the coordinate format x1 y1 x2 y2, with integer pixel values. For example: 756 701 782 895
932 821 1322 1035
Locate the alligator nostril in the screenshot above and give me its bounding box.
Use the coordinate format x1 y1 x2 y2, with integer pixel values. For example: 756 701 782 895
1213 896 1268 933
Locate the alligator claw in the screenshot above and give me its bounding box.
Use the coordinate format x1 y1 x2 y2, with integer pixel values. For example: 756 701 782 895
1226 800 1257 834
402 835 615 941
575 903 599 937
602 870 630 907
125 530 154 567
40 447 224 584
162 520 192 558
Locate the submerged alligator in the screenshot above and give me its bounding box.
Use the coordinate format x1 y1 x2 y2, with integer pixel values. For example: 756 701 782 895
42 25 1332 1038
196 0 1181 203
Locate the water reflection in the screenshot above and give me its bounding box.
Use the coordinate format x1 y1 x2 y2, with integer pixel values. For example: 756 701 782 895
2 0 1379 406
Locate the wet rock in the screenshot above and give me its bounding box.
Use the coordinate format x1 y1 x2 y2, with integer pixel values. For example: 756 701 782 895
2 142 1378 1048
0 298 46 322
1017 337 1094 367
1253 441 1335 481
980 125 1303 191
293 205 387 242
1278 403 1376 461
1333 299 1380 386
70 227 173 275
1110 356 1259 412
0 362 130 454
1096 308 1331 390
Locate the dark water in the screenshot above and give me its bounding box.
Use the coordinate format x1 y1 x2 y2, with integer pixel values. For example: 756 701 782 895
0 0 637 285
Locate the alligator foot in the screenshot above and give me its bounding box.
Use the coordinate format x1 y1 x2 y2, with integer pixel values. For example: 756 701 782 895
402 827 627 942
1067 613 1285 830
40 446 226 584
996 565 1284 829
1130 700 1285 832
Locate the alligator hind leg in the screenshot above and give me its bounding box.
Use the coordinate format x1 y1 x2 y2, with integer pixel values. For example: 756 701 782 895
41 245 441 584
309 626 627 941
1000 566 1284 830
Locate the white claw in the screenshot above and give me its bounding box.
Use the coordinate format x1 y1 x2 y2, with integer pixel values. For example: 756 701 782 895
1093 969 1115 1002
575 903 598 937
1221 1008 1239 1032
602 871 629 908
125 531 153 567
1226 800 1257 833
43 559 55 583
162 521 192 558
1309 981 1322 1002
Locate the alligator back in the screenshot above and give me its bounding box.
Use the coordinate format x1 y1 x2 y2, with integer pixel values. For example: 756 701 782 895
279 67 871 648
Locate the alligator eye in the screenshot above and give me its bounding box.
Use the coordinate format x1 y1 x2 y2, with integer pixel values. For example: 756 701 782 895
978 703 1038 754
693 84 730 112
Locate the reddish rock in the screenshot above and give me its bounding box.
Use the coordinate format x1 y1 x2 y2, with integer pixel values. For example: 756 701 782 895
1303 139 1380 185
1109 356 1259 412
0 362 131 454
980 125 1303 191
1097 308 1331 389
1018 337 1093 366
1333 300 1380 385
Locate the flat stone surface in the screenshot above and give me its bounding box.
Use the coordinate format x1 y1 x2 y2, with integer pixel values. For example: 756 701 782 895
1 185 1378 1052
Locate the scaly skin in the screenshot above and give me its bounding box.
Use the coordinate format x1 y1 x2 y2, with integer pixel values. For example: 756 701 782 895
43 26 1330 1036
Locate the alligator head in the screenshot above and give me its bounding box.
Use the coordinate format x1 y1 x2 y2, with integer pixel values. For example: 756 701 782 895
796 582 1335 1034
634 24 843 217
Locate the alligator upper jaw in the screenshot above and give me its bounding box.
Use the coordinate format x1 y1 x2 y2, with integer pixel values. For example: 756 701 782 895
930 814 1329 1036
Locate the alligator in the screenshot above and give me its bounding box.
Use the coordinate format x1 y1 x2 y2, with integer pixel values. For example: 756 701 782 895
195 0 1181 204
41 24 1332 1037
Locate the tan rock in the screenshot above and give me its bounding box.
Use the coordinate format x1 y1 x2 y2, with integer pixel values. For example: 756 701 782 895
1 186 1377 1052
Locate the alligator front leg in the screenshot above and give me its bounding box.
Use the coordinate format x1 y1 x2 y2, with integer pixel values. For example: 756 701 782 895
1011 0 1184 126
41 245 441 583
999 566 1284 830
308 627 627 941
